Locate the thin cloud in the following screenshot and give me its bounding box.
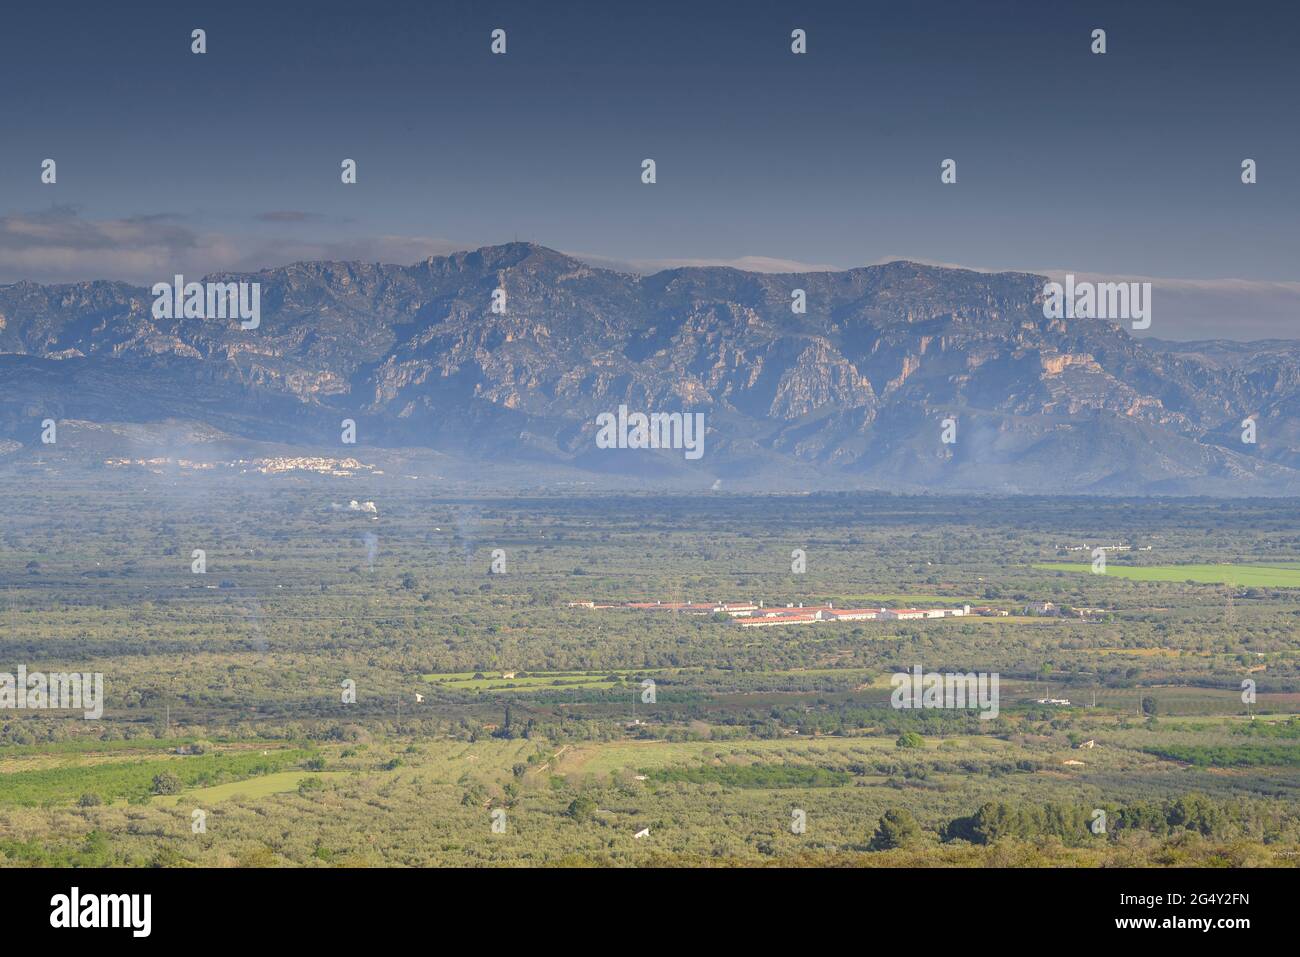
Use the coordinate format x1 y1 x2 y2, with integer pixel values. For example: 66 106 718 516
575 251 844 274
254 210 326 223
0 207 235 285
0 208 463 285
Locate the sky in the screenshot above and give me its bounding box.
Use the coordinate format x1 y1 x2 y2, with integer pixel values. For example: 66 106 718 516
0 0 1296 339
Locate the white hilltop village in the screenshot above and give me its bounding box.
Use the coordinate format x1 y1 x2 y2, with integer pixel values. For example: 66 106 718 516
103 455 381 477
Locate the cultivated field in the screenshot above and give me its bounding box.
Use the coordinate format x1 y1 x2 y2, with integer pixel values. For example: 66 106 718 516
1 474 1297 866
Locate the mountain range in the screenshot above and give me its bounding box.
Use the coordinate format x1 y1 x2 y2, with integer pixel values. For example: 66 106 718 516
1 242 1297 495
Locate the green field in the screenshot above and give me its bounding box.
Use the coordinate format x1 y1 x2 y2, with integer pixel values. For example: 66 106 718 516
1035 562 1300 587
0 747 313 807
152 771 350 806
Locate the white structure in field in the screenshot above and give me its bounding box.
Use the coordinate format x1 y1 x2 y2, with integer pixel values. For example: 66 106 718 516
569 599 987 629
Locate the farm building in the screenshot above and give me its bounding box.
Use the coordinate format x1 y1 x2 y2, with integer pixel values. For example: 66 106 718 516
880 608 927 620
571 599 975 629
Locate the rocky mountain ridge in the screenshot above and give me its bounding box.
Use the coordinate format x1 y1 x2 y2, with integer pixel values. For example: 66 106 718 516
1 243 1296 494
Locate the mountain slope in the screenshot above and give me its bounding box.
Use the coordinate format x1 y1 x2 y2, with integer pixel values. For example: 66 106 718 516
0 243 1296 494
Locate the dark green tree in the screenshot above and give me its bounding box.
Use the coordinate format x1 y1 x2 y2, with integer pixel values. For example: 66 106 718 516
565 795 597 823
870 808 922 850
151 772 182 795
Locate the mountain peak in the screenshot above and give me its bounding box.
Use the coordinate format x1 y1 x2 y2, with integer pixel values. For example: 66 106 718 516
421 242 583 274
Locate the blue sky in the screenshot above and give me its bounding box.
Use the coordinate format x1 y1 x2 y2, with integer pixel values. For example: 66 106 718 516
0 0 1296 338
